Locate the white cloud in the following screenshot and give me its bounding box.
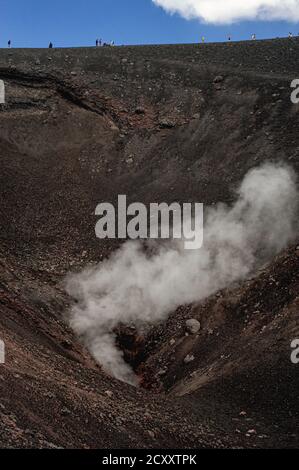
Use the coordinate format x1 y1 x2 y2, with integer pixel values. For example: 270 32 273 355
152 0 299 24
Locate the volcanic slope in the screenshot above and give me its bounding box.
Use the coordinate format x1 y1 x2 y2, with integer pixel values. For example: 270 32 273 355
0 38 298 448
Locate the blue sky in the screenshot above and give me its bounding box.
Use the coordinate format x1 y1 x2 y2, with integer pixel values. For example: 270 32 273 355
1 0 299 48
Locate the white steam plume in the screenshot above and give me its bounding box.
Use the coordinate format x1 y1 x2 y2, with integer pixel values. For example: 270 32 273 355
152 0 299 24
66 164 298 385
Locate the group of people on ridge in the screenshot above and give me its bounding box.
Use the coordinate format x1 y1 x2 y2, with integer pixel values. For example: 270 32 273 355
4 33 299 49
5 40 113 48
200 34 257 43
96 38 114 47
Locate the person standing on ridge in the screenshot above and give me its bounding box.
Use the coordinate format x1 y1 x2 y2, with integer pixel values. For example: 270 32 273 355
96 39 99 47
49 42 53 48
201 36 205 43
8 40 11 48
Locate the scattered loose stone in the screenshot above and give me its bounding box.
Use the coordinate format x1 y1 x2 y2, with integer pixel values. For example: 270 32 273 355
186 319 201 334
213 75 224 84
159 119 175 129
61 407 71 416
135 107 145 115
184 354 195 364
247 429 257 435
